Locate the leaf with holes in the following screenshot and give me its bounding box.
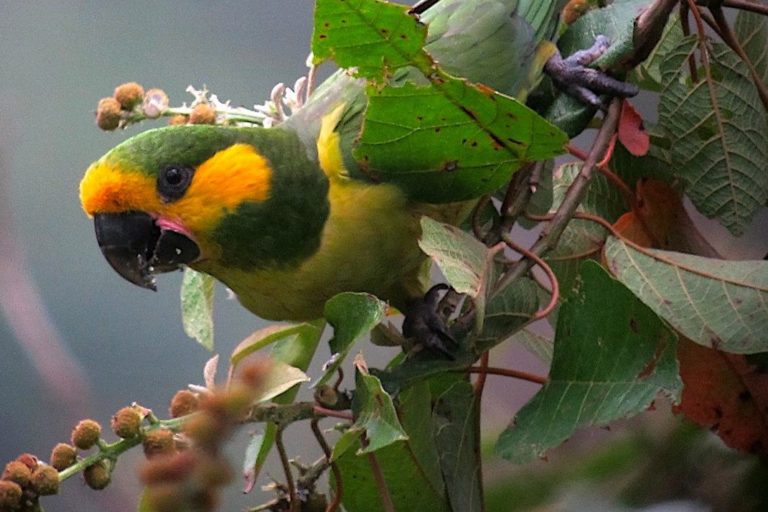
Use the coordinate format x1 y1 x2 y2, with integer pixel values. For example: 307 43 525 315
658 35 768 235
496 262 680 464
604 236 768 354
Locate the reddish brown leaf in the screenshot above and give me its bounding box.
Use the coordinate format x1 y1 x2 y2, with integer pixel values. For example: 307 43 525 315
674 338 768 455
617 100 649 156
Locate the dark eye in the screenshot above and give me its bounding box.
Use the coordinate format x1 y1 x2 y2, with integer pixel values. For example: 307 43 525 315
158 166 193 202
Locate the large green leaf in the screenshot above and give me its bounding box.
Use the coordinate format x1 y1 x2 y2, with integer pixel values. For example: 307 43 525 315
475 277 539 352
658 35 768 235
312 0 427 81
313 0 567 203
735 2 768 86
432 377 482 512
496 262 680 463
180 268 215 351
604 236 768 354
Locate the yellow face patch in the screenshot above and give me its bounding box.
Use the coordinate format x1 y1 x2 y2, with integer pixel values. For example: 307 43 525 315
80 143 273 235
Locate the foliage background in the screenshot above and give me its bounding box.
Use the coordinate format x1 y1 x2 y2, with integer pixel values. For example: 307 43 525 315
1 2 767 512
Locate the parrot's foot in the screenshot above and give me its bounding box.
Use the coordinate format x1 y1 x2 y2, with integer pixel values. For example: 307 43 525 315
402 284 459 359
544 35 639 109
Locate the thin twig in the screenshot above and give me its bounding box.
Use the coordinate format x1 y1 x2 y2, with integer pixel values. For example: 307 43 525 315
408 0 441 15
566 143 635 208
473 351 490 395
491 98 622 298
680 2 701 83
362 437 396 512
466 366 548 386
709 5 768 111
313 405 354 421
311 419 343 512
721 0 768 16
275 426 300 512
500 232 560 321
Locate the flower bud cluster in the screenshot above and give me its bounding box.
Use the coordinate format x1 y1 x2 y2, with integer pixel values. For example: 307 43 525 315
95 82 169 130
140 361 270 512
0 453 59 511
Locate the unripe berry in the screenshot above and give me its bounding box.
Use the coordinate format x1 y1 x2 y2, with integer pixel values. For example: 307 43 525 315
111 407 143 439
170 390 199 418
142 429 175 459
96 97 122 131
113 82 145 109
188 103 216 125
0 480 22 510
168 114 188 126
50 443 77 471
71 419 102 450
15 453 38 471
84 460 111 490
2 461 31 487
30 465 59 496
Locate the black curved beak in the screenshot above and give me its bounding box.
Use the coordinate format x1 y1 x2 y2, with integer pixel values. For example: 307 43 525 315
93 211 200 291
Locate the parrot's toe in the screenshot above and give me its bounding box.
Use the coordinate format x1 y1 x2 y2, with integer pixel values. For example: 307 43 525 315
402 283 460 359
544 35 639 109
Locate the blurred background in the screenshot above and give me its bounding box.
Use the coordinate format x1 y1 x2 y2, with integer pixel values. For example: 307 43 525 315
1 2 767 512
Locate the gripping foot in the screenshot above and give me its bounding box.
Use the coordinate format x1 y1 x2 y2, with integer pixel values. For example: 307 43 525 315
402 284 458 359
544 35 639 109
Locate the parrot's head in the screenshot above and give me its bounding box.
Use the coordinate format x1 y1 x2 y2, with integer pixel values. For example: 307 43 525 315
80 125 329 291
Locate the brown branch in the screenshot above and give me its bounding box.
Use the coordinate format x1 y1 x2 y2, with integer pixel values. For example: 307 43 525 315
311 419 343 512
466 366 548 386
629 0 681 67
500 232 560 321
566 143 635 208
275 425 300 512
491 98 622 297
709 5 768 111
313 405 354 421
721 0 768 16
362 437 396 512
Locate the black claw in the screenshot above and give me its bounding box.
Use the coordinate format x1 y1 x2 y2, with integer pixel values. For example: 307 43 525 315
403 283 458 359
545 35 639 107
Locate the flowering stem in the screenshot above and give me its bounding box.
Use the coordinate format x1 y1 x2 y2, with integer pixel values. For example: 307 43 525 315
58 416 187 482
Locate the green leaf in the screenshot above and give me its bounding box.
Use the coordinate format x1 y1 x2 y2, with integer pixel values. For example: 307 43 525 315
352 358 408 454
255 361 310 403
335 439 448 512
312 0 427 81
230 322 323 368
419 216 495 328
355 79 567 203
242 432 264 492
313 0 566 203
476 277 539 352
316 292 387 387
432 377 482 512
180 268 215 351
496 261 680 463
630 12 684 91
604 236 768 353
735 3 768 85
658 35 768 235
508 328 553 365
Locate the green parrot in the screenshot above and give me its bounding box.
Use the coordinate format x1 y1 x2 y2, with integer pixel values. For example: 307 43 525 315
80 0 632 326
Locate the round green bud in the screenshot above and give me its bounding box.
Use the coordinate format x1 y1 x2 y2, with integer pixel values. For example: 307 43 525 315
84 460 111 490
111 407 143 439
30 465 59 496
71 419 102 450
0 480 22 510
50 443 77 471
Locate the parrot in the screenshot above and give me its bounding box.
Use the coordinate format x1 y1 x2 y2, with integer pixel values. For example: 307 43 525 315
79 0 635 330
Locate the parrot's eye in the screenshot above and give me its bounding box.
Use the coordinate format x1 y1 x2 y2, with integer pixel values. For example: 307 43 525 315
158 166 194 202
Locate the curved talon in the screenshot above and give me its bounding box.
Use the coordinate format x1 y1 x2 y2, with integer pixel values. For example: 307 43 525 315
545 35 639 109
402 283 458 359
